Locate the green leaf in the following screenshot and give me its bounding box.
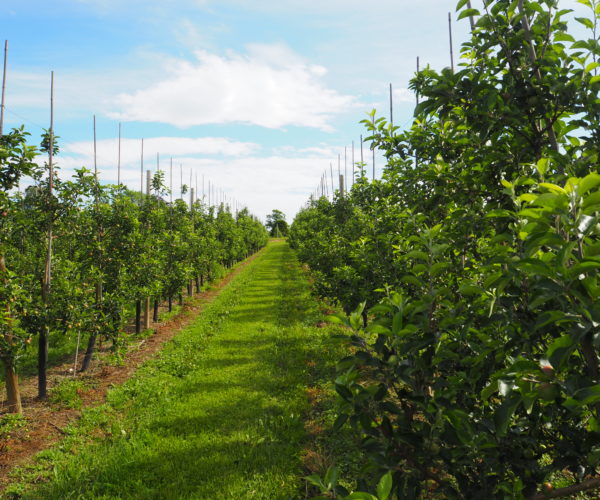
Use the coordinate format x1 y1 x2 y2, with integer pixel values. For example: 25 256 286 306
547 335 575 369
539 182 567 194
457 8 480 20
367 324 392 335
392 311 403 334
404 250 429 261
324 466 339 489
430 262 449 276
376 472 393 500
494 393 521 437
585 62 600 73
326 314 349 326
536 158 549 176
554 32 575 42
481 380 498 401
456 0 469 11
459 284 483 296
304 474 325 489
574 385 600 405
345 493 378 500
532 193 564 209
333 413 349 431
579 173 600 195
335 384 353 402
575 16 594 29
486 209 513 218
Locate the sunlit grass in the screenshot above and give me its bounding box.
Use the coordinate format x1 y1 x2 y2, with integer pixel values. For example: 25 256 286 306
7 240 343 499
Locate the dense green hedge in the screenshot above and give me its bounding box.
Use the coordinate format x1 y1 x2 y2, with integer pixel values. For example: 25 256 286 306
291 0 600 497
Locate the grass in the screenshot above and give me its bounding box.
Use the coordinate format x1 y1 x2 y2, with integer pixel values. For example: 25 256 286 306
5 240 346 499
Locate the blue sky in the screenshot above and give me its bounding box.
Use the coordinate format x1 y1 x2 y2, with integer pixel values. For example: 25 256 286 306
0 0 590 220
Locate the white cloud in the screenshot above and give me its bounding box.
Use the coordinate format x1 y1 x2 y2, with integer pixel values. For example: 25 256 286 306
393 87 415 103
62 136 260 164
53 139 348 221
109 44 356 131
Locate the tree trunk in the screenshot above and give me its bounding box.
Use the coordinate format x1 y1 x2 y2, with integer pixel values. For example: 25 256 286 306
168 295 172 312
195 276 201 293
143 297 151 329
153 298 159 322
188 281 193 297
80 333 96 372
179 293 184 306
135 300 141 334
0 254 23 413
200 274 204 287
4 361 22 413
37 327 48 399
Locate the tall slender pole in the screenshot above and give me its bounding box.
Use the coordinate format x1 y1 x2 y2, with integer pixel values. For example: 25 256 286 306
140 138 144 198
330 162 334 197
39 71 55 398
389 83 394 128
117 122 121 185
360 134 364 165
517 0 559 156
448 12 455 72
0 40 8 137
416 57 420 106
169 157 173 204
93 115 97 182
156 152 159 173
345 146 349 192
466 0 476 31
416 57 420 168
351 141 355 186
372 115 375 180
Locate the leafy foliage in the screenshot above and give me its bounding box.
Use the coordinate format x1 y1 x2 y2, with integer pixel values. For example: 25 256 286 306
0 129 268 406
291 1 600 497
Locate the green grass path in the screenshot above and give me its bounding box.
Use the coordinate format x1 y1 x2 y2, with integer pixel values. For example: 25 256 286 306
10 240 337 499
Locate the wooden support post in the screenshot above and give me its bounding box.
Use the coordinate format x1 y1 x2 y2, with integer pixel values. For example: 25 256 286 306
448 12 455 72
140 138 144 198
39 71 55 399
360 134 364 165
351 141 355 186
339 174 345 197
466 0 476 31
517 0 560 157
0 40 7 137
330 162 334 197
344 146 347 192
146 169 152 196
389 83 393 128
117 122 121 185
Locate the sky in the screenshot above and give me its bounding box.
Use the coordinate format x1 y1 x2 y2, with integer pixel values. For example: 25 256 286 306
0 0 591 222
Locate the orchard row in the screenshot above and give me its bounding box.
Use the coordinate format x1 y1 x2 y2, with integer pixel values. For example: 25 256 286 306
0 127 268 413
292 0 600 498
